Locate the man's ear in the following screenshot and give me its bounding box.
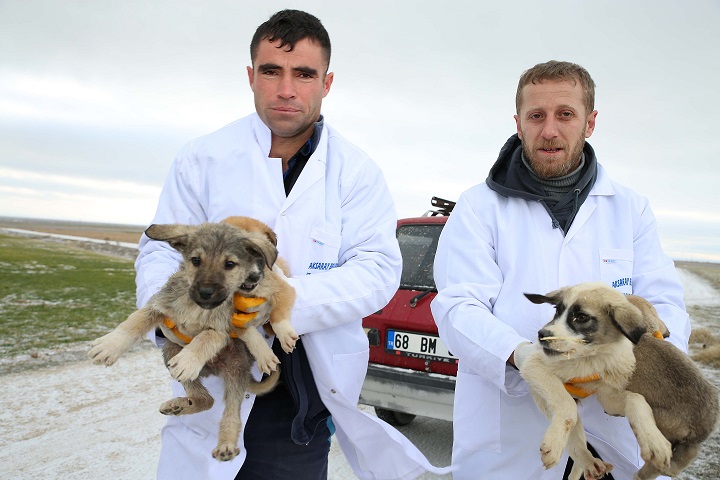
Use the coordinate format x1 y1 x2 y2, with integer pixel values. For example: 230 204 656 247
247 66 255 90
144 224 194 253
514 114 522 140
585 110 598 138
322 71 334 98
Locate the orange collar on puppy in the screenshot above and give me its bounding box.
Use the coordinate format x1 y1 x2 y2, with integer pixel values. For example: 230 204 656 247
231 293 265 328
162 317 194 344
653 330 665 340
564 373 601 399
163 294 267 345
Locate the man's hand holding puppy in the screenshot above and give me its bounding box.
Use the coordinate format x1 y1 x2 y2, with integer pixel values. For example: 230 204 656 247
510 341 535 370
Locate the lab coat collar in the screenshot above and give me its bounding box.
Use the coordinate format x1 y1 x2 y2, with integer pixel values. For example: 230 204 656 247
283 128 327 209
250 112 328 211
251 113 272 157
564 164 615 243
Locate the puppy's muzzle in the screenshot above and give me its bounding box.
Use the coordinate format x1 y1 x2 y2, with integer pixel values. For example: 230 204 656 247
191 284 229 309
239 272 263 293
538 328 562 356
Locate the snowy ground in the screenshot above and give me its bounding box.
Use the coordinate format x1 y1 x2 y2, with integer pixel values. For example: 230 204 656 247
0 248 717 478
0 342 451 480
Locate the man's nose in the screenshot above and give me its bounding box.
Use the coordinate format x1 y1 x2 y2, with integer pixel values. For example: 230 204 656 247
541 118 559 138
277 74 296 99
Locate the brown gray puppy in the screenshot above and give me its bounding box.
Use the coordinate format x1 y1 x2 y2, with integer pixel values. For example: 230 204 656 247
88 220 297 461
521 282 718 480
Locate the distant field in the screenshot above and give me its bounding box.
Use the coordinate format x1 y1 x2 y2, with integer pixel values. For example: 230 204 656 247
0 233 137 358
0 217 146 244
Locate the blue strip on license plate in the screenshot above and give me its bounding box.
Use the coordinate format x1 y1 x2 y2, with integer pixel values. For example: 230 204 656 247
386 329 456 362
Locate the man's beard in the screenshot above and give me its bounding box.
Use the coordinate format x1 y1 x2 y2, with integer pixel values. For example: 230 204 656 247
522 132 586 179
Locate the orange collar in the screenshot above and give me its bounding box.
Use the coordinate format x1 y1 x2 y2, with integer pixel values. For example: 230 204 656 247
162 293 266 344
564 373 601 399
563 331 664 399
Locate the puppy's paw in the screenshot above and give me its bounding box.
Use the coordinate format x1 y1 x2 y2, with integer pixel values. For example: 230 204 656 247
159 397 193 416
570 458 613 480
87 332 133 366
212 443 240 462
160 396 211 415
167 351 204 383
540 429 570 469
540 440 564 469
255 346 280 375
277 331 299 354
272 320 299 354
638 431 672 471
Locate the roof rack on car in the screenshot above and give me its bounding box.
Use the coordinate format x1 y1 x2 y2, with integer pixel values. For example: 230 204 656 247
423 196 456 217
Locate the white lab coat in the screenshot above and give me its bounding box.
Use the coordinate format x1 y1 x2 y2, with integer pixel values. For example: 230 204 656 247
430 166 689 480
135 113 450 479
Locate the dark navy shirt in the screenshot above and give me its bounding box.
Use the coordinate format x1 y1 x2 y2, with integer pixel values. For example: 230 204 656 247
275 116 330 444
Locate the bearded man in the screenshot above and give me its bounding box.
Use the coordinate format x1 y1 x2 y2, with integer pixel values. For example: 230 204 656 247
431 60 689 480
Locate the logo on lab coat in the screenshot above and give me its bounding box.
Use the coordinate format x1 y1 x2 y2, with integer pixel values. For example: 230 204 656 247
611 277 632 289
307 262 338 273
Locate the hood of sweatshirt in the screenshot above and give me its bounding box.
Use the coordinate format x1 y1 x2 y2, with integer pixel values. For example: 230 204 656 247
486 134 598 232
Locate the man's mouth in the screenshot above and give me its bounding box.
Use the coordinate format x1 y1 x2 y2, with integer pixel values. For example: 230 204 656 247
272 106 300 113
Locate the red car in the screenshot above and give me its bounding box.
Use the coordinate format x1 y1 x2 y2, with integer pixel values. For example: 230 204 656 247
359 197 457 425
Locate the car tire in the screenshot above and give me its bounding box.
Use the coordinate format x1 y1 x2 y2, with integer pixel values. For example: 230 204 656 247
374 407 416 426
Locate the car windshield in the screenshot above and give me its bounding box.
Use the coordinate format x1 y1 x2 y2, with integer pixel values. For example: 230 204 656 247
397 224 443 290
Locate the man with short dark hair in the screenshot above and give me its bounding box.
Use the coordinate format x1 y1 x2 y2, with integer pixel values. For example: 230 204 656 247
431 60 689 479
136 9 449 480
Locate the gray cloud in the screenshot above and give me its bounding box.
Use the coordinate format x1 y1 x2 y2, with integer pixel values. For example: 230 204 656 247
1 0 719 259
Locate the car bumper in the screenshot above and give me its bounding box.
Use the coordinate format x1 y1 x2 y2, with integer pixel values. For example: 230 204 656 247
359 363 455 421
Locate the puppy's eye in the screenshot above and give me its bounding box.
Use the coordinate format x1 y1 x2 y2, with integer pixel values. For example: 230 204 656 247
224 261 236 270
191 257 201 267
574 313 590 324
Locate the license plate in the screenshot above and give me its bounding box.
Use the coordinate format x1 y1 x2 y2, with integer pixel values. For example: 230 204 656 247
386 329 457 363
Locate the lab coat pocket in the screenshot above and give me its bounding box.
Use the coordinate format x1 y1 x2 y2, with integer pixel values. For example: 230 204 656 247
305 227 342 275
599 248 634 294
331 349 369 403
454 371 501 453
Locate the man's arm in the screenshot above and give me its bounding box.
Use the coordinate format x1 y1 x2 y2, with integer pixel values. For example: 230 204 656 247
283 157 402 336
135 146 207 343
430 191 529 392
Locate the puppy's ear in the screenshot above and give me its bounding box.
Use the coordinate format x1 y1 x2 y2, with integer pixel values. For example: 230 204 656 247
525 293 554 305
222 216 278 247
263 228 278 248
609 300 647 345
244 235 278 269
626 295 670 338
145 224 194 252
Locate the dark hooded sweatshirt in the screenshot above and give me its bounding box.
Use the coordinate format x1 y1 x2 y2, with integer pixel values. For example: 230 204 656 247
486 134 598 234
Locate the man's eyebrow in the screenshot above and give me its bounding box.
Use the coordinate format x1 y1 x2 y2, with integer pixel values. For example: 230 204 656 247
257 63 282 72
256 64 319 76
294 66 319 76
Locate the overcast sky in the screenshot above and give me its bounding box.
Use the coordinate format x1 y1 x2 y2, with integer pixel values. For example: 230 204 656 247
1 0 719 261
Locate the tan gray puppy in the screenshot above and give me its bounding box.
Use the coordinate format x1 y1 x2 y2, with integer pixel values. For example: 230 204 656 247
220 216 298 371
520 282 718 480
88 219 297 461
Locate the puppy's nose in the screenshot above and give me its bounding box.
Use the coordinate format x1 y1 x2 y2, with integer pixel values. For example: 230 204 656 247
246 272 261 284
538 328 552 343
198 286 215 300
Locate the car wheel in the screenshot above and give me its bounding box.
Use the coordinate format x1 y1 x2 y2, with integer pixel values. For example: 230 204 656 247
374 407 416 426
